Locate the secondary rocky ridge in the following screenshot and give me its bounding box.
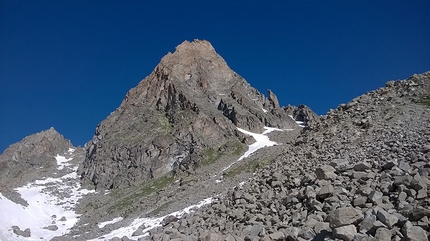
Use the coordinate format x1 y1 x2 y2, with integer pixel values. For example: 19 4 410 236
0 127 73 189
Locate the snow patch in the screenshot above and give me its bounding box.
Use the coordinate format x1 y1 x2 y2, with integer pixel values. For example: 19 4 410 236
89 197 213 240
289 115 306 127
55 154 72 170
98 217 124 229
221 127 280 172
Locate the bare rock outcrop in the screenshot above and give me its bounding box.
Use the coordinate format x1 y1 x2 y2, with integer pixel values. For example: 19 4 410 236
0 127 73 188
79 39 300 189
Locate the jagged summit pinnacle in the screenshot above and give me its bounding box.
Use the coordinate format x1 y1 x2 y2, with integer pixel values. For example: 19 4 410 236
161 39 221 68
173 39 216 55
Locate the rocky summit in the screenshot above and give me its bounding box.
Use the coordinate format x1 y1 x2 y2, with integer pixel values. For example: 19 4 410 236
0 127 74 189
79 39 301 190
0 39 429 241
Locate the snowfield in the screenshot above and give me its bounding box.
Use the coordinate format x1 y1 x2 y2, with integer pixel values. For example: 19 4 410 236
98 217 124 229
0 153 94 241
89 198 213 240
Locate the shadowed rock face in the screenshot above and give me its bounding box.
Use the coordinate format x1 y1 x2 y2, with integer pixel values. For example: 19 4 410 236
79 39 300 189
0 127 73 188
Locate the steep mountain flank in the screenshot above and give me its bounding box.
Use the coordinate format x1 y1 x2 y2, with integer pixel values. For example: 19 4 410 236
79 40 301 189
147 72 430 240
0 127 74 189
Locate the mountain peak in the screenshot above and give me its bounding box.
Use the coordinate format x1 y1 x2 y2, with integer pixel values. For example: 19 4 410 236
0 127 74 188
80 40 302 189
158 39 229 82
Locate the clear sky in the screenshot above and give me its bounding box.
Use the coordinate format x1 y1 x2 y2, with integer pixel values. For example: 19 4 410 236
1 1 429 152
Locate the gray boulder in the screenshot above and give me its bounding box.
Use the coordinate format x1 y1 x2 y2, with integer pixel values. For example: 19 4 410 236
401 221 428 241
333 224 357 241
329 207 364 228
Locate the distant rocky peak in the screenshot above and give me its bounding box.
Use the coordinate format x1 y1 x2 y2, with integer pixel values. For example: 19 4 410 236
0 127 74 188
2 127 72 156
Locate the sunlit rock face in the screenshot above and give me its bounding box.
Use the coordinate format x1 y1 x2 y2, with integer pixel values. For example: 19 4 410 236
79 39 299 189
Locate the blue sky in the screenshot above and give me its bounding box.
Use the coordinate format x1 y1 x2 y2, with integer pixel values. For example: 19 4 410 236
1 1 429 152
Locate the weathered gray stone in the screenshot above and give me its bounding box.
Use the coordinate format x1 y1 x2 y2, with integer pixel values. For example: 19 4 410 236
352 172 368 180
205 233 222 241
313 222 331 234
330 159 350 171
376 209 399 228
162 215 179 226
401 221 428 241
11 226 31 238
383 160 398 170
298 227 316 240
44 225 58 231
329 207 364 228
398 161 411 172
269 231 285 241
333 224 357 241
250 224 265 237
352 233 376 241
408 208 430 221
354 162 372 171
368 191 383 203
224 234 237 241
282 227 299 240
374 227 391 241
318 184 334 200
353 196 367 208
316 165 337 180
358 212 377 233
132 227 145 236
416 188 428 199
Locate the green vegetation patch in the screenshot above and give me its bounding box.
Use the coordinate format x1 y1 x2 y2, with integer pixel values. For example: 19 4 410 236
202 148 222 166
148 200 174 216
223 158 271 178
201 141 245 166
107 174 174 214
233 141 245 156
414 95 430 107
157 111 172 134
